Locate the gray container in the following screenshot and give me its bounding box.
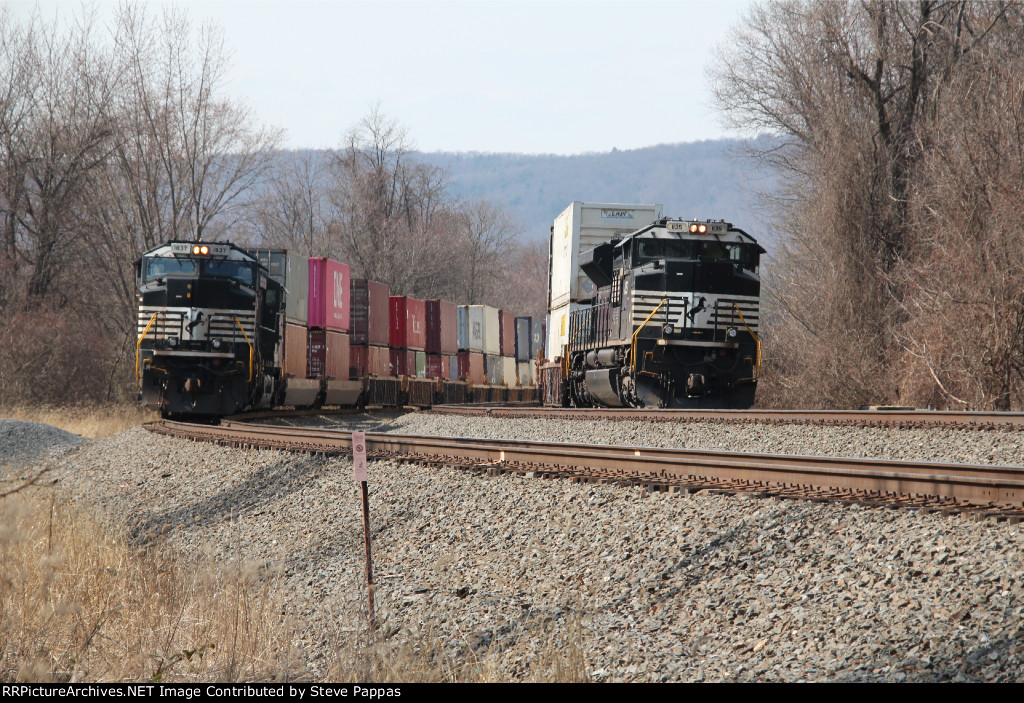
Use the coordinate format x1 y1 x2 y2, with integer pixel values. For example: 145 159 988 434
514 317 531 362
252 248 309 325
415 350 426 378
458 305 469 351
449 354 459 380
484 354 502 385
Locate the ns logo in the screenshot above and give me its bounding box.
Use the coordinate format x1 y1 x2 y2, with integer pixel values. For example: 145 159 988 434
333 270 345 311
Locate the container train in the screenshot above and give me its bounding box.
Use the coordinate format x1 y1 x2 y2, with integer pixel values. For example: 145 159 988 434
135 241 543 418
541 203 764 409
134 202 762 417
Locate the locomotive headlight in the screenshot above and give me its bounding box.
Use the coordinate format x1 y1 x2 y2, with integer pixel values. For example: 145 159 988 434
726 327 738 339
689 223 698 233
698 223 707 234
200 245 209 255
663 324 675 336
211 338 222 350
192 245 200 254
168 336 179 348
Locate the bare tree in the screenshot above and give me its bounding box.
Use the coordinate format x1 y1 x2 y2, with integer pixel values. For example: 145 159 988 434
245 150 332 257
455 198 517 305
328 105 458 297
712 0 1024 408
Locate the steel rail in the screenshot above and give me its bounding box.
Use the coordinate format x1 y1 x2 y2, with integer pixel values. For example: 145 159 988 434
151 420 1024 510
428 405 1024 428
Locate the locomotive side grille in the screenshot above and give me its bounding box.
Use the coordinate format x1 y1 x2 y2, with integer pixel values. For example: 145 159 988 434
138 306 257 341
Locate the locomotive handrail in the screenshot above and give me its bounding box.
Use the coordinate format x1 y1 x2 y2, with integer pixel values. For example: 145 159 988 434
135 312 158 380
732 302 761 382
234 316 254 382
631 298 668 376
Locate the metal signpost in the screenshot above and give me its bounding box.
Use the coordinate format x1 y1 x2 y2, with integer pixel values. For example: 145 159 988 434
352 430 375 629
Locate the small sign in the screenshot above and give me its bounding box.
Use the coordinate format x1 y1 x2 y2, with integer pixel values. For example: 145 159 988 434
353 431 368 482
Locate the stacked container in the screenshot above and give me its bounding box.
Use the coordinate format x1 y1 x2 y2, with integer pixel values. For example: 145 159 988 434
425 299 458 379
390 296 425 377
350 278 390 376
252 248 309 326
306 258 351 380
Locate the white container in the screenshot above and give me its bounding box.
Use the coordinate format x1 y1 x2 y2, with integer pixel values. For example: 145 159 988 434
467 304 500 356
549 201 663 309
501 356 517 386
546 301 587 361
517 361 535 387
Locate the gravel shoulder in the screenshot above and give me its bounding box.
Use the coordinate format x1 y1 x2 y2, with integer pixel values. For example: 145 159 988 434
10 414 1024 681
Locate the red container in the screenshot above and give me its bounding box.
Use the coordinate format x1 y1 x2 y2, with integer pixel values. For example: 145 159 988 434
425 353 443 379
309 329 350 379
284 322 307 378
460 351 485 385
389 296 426 350
351 344 390 377
425 299 459 355
308 258 351 332
499 310 516 357
351 279 390 346
389 348 416 376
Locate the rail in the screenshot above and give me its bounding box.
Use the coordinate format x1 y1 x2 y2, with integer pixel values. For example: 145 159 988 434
149 419 1024 517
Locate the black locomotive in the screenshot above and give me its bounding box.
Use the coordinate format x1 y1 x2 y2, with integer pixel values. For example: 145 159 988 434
556 218 764 409
135 241 283 417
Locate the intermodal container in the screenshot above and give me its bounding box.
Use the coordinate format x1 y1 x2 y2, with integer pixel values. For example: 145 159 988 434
467 305 500 355
389 296 426 350
446 354 458 381
350 344 390 377
463 352 485 385
425 299 459 355
502 356 517 387
484 354 502 385
252 249 309 325
415 350 426 378
351 279 390 346
389 348 416 376
457 306 469 351
284 322 307 378
499 310 516 357
518 361 535 386
425 353 443 379
514 317 531 362
530 317 545 360
308 258 350 332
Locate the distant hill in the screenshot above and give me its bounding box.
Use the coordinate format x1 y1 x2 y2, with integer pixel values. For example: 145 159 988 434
416 137 780 252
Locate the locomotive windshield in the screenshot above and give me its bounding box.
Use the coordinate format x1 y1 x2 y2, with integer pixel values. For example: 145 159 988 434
635 239 759 269
144 256 255 286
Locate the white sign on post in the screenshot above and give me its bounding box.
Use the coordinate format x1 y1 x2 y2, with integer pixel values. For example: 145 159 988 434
353 430 368 482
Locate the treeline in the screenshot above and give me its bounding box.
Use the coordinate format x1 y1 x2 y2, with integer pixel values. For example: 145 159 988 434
713 0 1024 410
0 6 544 406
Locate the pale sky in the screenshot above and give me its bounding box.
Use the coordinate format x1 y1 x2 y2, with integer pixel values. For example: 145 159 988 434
19 0 753 155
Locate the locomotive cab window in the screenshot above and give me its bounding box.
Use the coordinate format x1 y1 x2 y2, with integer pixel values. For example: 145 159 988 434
144 257 196 280
202 260 255 286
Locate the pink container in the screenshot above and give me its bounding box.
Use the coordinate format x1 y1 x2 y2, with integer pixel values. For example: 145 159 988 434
389 296 426 351
351 279 390 346
308 258 351 332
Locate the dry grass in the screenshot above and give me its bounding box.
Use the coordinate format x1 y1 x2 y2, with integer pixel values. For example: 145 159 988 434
0 486 303 682
0 404 157 439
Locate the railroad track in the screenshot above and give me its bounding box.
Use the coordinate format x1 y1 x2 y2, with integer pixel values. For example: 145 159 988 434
149 419 1024 522
428 405 1024 429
